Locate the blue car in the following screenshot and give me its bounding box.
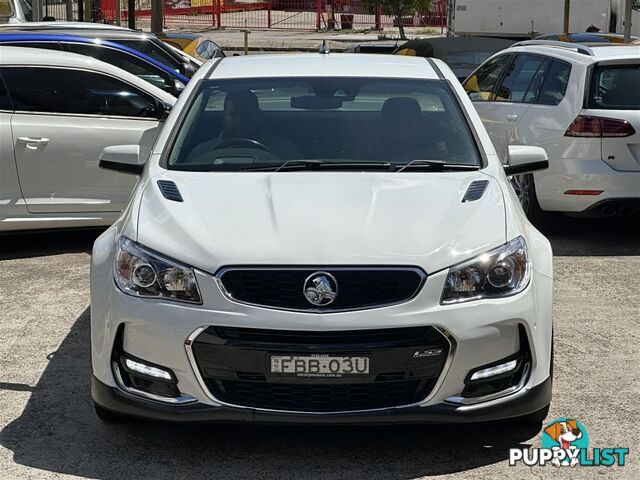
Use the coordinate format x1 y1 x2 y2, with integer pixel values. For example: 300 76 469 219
0 33 190 97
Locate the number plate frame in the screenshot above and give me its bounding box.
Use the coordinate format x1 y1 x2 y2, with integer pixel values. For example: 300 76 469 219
270 355 370 377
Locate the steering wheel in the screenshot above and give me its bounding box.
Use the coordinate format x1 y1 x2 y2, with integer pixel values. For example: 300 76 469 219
212 138 273 153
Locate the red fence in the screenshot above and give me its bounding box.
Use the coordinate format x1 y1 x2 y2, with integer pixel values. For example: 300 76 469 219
99 0 446 31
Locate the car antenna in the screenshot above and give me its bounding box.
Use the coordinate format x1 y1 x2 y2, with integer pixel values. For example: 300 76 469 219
319 40 330 54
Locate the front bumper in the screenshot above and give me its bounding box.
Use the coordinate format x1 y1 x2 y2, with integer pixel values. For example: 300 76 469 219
91 253 554 423
92 374 552 424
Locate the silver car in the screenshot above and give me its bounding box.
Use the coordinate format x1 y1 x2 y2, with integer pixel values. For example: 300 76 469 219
0 46 175 232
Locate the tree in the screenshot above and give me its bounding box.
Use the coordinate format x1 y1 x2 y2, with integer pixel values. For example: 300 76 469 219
364 0 433 40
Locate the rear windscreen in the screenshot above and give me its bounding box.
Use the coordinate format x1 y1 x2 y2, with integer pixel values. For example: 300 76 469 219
590 64 640 110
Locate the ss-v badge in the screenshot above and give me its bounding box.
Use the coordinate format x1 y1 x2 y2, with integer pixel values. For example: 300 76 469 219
413 348 443 358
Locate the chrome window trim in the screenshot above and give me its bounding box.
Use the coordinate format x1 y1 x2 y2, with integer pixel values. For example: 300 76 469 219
111 362 198 405
184 325 456 415
443 362 531 405
214 266 427 313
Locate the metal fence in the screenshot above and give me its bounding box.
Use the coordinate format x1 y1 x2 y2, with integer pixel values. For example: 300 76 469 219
98 0 446 31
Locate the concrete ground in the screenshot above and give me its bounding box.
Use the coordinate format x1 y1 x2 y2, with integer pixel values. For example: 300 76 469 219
0 215 638 479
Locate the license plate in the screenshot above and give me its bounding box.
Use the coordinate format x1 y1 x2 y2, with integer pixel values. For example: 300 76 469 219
271 355 369 377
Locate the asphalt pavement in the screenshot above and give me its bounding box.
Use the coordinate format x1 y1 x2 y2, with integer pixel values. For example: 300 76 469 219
0 215 638 479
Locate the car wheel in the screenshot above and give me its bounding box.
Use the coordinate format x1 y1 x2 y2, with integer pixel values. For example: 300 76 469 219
510 173 552 229
94 403 127 423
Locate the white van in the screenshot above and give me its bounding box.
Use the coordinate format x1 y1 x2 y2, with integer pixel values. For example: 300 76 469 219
450 0 640 38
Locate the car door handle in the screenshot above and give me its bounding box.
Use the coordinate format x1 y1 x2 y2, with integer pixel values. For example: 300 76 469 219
506 114 519 122
17 137 50 145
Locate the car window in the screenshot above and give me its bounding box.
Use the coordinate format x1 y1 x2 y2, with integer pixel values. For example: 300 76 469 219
589 64 640 110
463 55 511 101
168 77 481 170
0 67 159 118
65 43 174 92
0 0 13 16
495 55 549 103
537 60 571 106
0 73 11 110
116 39 181 70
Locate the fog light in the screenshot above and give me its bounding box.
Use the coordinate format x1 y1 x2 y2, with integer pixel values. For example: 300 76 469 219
124 358 172 380
470 359 517 381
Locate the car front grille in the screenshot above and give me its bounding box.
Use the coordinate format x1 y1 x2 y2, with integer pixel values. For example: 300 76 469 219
190 326 451 413
217 267 425 311
206 378 435 412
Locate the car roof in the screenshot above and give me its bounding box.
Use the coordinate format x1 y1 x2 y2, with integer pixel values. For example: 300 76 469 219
0 32 189 82
157 33 200 40
22 29 160 40
0 45 175 102
0 21 130 30
508 43 640 64
209 54 440 79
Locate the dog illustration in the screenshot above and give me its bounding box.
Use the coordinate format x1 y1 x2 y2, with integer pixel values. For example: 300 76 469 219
544 419 583 467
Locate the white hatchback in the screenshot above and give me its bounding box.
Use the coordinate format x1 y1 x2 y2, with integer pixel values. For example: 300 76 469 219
464 41 640 221
0 46 175 232
90 53 554 425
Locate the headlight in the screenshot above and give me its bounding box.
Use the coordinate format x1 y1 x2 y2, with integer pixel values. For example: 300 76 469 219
114 237 202 304
440 236 530 304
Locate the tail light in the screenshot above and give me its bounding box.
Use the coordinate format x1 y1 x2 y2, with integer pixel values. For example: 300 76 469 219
565 115 636 138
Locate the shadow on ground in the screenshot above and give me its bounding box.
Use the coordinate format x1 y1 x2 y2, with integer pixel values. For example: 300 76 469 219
536 215 640 256
0 229 104 260
0 308 540 479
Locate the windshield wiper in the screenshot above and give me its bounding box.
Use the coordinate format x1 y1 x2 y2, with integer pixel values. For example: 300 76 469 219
395 160 480 172
242 160 394 172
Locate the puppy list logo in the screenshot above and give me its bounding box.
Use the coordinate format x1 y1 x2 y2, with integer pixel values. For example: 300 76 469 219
509 417 629 467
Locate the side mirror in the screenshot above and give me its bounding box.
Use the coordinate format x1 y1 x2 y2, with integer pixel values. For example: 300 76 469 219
172 79 185 97
179 61 196 78
157 100 172 121
99 145 144 175
504 145 549 176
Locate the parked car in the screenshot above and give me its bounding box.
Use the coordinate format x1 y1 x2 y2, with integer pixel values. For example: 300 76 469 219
0 33 189 96
394 37 515 81
1 25 200 77
342 42 399 54
90 53 553 425
0 21 130 30
463 40 640 220
536 32 640 43
0 46 175 232
156 32 225 62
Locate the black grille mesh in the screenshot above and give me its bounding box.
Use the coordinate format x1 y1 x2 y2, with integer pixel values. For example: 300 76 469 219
218 268 425 311
207 378 435 412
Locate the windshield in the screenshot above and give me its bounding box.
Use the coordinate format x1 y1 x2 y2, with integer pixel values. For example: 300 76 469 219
589 65 640 110
167 77 481 171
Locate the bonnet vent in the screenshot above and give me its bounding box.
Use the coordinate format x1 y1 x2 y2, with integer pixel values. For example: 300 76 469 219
157 180 183 202
462 180 489 202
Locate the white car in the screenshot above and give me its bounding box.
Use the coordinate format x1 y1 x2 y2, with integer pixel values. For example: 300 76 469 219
90 53 554 425
463 41 640 221
0 46 175 232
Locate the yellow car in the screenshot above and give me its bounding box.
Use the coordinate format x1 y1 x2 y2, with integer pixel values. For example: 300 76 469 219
157 33 225 62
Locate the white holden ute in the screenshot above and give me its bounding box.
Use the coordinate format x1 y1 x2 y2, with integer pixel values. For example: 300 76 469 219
90 53 554 425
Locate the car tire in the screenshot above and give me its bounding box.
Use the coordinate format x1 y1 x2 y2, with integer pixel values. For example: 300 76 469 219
94 403 127 423
510 173 554 231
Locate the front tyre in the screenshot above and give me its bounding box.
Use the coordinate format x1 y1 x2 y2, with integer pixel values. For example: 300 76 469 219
510 173 551 230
